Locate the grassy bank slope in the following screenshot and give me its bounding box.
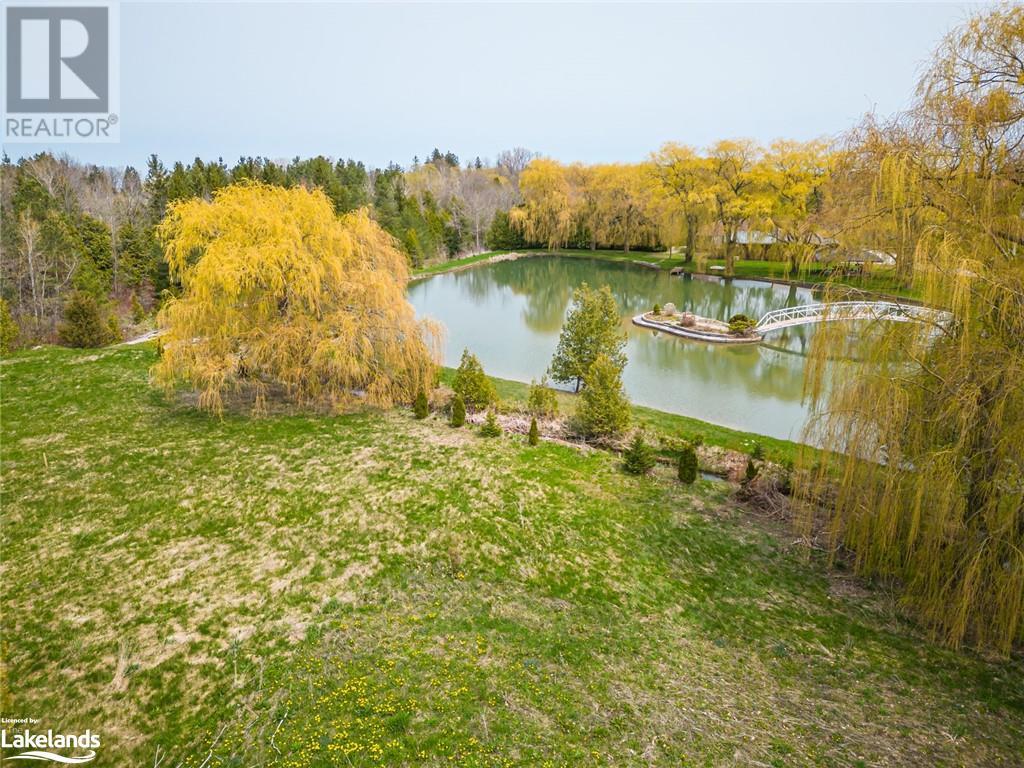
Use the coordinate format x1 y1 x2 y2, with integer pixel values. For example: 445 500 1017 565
439 368 802 465
1 346 1021 766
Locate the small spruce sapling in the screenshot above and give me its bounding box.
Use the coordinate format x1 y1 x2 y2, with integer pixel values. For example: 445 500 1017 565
414 390 429 419
480 410 502 437
450 394 466 427
528 417 539 446
623 431 656 475
678 443 698 484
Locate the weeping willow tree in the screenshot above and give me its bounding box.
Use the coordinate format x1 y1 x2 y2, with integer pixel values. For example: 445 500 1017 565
799 7 1024 654
510 158 577 249
153 182 440 415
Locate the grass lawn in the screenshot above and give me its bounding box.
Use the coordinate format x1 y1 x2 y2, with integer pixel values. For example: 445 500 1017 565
412 251 512 278
2 345 1022 766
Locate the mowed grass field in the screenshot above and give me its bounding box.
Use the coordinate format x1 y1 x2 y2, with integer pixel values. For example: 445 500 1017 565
1 346 1022 767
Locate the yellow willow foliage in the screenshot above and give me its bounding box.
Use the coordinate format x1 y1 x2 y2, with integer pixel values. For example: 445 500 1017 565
511 158 577 248
587 164 661 251
797 7 1023 655
153 182 440 415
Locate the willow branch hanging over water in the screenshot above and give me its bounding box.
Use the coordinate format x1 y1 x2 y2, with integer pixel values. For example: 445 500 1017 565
798 6 1024 654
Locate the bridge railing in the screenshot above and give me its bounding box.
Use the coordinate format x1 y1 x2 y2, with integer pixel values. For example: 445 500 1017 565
755 301 945 333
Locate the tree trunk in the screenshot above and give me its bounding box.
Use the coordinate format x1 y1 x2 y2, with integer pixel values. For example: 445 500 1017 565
685 214 697 263
724 239 735 277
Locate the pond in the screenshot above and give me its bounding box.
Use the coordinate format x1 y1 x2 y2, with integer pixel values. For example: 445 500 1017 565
408 256 822 441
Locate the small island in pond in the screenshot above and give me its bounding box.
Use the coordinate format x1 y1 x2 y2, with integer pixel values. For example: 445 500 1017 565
633 302 762 344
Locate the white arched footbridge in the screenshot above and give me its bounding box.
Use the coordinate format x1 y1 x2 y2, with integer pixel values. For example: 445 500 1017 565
632 300 949 344
755 301 946 335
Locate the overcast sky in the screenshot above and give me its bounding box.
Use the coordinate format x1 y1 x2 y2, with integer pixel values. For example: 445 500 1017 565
2 1 987 170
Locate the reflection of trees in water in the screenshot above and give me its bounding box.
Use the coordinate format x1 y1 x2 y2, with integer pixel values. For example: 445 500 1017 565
490 258 577 332
629 330 809 403
450 267 502 303
445 257 820 330
479 256 819 330
673 278 814 322
486 257 644 331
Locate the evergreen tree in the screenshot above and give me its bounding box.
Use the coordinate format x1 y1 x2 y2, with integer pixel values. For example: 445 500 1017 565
678 443 698 484
116 222 155 289
414 389 429 419
623 431 656 475
550 283 627 392
575 353 631 439
480 410 502 437
71 214 114 297
145 154 168 222
528 417 539 446
450 394 466 428
485 210 527 251
130 294 146 325
452 349 497 410
59 292 107 348
166 162 192 204
745 457 759 482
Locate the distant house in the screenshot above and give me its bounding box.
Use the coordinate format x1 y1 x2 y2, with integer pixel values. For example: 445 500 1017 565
734 229 777 246
709 225 777 246
815 246 897 267
712 227 837 249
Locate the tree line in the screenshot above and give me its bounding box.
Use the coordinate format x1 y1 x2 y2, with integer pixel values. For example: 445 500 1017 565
0 147 534 346
0 131 911 350
0 129 910 350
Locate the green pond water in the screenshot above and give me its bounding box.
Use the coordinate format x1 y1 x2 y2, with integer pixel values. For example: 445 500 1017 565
408 256 822 441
